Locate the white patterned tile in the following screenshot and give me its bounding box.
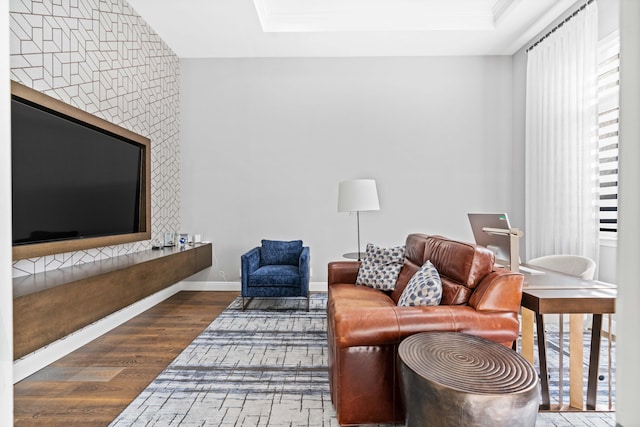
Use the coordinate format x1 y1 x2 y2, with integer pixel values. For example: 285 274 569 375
12 259 35 277
10 67 31 87
53 4 69 17
32 1 53 16
23 64 43 79
32 76 50 92
42 66 54 86
10 53 31 69
44 252 66 270
24 52 43 67
23 10 45 29
52 52 62 75
10 0 32 14
42 14 53 40
11 0 179 278
10 15 31 41
20 39 41 54
31 256 47 274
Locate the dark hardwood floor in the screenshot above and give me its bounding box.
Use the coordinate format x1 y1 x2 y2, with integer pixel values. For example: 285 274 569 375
13 291 239 427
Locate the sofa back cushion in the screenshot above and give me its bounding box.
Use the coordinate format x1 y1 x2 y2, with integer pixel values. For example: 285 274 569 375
391 234 495 305
260 239 303 266
391 234 426 303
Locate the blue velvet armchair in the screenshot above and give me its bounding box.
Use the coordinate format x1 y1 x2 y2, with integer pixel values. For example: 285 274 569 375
241 239 310 311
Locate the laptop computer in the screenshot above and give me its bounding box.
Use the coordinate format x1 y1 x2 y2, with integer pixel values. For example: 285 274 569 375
467 213 512 266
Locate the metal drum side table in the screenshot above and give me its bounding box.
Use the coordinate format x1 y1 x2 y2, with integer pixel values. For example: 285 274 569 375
398 332 539 427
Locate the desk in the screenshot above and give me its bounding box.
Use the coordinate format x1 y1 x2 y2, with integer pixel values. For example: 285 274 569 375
519 265 616 411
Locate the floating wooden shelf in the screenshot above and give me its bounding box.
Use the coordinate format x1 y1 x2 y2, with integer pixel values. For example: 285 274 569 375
13 243 212 360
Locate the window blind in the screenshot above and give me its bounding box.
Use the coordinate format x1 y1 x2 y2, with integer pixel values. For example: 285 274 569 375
597 37 620 236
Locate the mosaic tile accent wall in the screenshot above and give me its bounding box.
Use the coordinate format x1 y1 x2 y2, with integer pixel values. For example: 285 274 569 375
10 0 180 277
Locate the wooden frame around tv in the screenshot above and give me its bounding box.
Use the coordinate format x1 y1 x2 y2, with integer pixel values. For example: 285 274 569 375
11 81 151 260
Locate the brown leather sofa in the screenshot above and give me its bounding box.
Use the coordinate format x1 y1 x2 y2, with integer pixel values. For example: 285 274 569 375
327 233 524 426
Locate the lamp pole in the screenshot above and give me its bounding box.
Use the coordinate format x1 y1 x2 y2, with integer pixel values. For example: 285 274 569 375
356 210 361 261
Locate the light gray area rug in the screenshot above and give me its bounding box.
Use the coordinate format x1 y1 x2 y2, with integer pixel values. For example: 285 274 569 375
111 295 338 427
111 295 616 427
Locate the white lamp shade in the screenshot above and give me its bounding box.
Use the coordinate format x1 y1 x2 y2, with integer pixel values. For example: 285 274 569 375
337 179 380 212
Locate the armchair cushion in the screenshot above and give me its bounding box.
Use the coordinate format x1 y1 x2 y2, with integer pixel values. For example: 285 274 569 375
247 265 301 287
397 260 442 307
355 243 405 291
260 239 303 266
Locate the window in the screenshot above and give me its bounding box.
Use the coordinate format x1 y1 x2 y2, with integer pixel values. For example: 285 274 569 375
597 33 620 238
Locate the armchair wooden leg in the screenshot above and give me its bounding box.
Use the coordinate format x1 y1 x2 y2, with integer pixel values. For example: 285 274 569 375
307 294 310 312
242 296 253 311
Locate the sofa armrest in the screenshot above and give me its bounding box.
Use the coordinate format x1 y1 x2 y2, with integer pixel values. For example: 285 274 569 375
241 247 260 284
332 305 521 348
299 246 311 287
328 261 360 286
392 306 520 345
468 270 524 313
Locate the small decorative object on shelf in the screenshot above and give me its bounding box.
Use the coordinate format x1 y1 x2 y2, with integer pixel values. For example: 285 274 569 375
151 238 163 250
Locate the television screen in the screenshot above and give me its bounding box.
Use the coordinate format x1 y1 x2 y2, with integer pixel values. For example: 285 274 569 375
11 97 144 246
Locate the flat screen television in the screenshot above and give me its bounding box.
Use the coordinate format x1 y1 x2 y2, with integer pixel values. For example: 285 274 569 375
11 81 151 260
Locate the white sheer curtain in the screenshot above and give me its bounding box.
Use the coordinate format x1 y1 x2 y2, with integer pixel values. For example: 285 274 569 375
525 2 599 263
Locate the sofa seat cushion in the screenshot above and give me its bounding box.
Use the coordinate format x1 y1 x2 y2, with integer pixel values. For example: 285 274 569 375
329 283 396 310
328 284 400 349
247 265 301 287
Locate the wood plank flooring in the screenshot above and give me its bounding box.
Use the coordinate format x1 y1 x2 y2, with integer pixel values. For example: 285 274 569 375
13 291 239 427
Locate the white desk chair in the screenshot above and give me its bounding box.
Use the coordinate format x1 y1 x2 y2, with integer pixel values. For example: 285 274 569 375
526 254 597 407
527 254 596 280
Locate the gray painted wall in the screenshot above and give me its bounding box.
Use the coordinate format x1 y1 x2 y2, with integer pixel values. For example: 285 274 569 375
180 56 515 283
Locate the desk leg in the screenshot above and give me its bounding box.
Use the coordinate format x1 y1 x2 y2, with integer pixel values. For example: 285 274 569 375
569 313 584 409
521 308 535 364
587 314 604 410
536 313 550 410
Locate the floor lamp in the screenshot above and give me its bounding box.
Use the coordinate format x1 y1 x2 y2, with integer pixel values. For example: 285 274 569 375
337 179 380 261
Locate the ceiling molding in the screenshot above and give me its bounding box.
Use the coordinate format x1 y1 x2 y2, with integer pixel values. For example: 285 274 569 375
127 0 578 58
492 0 520 26
253 0 499 32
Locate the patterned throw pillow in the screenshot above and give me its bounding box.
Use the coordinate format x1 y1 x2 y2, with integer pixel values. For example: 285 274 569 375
355 243 405 291
398 260 443 306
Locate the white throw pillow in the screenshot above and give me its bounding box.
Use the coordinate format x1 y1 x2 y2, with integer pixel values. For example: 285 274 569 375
398 260 443 306
355 243 405 291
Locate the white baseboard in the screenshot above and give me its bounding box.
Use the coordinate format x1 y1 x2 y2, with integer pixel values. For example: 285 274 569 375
14 280 328 383
182 281 240 291
182 281 328 292
310 281 328 292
